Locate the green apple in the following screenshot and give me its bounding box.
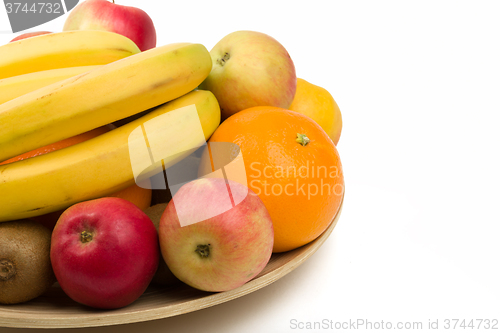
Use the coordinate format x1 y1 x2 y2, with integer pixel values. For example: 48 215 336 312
199 30 297 120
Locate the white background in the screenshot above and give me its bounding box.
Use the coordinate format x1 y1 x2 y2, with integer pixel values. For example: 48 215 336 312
1 1 500 332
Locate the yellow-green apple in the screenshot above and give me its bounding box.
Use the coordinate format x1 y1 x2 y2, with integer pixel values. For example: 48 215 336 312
63 0 156 51
199 30 296 120
10 31 52 42
50 197 160 309
159 177 274 292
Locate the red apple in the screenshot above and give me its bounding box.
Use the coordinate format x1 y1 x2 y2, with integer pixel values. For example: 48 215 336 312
10 31 52 42
159 177 274 292
50 197 159 309
199 30 297 120
63 0 156 51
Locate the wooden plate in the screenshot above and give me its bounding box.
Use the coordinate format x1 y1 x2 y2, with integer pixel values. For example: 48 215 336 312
0 198 343 329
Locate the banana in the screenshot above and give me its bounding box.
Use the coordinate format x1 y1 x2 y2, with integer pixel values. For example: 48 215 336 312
0 30 140 80
0 90 221 222
0 66 101 105
0 42 212 162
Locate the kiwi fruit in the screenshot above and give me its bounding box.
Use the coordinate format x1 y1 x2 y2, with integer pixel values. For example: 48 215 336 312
0 220 56 304
144 204 180 287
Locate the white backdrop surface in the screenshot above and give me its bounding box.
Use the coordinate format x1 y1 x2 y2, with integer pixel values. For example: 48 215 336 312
1 1 499 332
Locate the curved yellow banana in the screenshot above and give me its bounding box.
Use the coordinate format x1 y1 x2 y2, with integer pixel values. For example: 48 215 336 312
0 42 212 162
0 66 101 105
0 30 140 80
0 90 221 222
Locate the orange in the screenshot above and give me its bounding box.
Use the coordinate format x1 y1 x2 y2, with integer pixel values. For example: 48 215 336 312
1 125 152 229
108 182 152 211
288 78 343 145
201 106 344 252
0 125 113 165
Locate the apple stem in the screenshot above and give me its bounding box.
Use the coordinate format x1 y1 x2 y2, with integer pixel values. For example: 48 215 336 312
217 53 230 66
195 244 211 258
296 133 310 146
0 259 16 281
80 230 93 243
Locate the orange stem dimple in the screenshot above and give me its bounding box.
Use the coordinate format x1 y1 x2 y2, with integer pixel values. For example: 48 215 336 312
296 133 310 146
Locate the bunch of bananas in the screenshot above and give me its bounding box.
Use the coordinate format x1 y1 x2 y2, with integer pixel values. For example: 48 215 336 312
0 31 221 222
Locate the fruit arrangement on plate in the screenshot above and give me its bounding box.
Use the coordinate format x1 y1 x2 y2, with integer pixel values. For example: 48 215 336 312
0 0 344 326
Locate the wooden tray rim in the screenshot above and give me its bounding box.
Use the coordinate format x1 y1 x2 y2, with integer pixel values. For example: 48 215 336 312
0 196 343 329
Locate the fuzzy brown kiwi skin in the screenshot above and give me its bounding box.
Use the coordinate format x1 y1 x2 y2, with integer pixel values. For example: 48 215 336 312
0 220 56 305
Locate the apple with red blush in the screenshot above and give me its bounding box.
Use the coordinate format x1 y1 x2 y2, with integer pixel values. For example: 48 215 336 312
50 197 159 309
199 30 297 120
63 0 156 51
159 177 274 292
10 31 52 42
